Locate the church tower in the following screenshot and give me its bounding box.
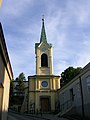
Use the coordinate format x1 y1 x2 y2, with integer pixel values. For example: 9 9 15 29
28 17 60 113
35 17 53 75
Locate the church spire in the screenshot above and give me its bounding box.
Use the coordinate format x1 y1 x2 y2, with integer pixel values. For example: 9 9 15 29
40 16 47 43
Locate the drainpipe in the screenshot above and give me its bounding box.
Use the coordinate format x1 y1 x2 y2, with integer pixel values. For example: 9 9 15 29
79 76 85 118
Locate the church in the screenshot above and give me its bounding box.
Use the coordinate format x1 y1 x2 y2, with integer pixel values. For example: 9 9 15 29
28 18 60 113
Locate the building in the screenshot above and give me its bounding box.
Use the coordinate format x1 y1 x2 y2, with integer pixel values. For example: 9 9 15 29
11 80 28 112
58 62 90 118
28 18 60 113
0 23 13 120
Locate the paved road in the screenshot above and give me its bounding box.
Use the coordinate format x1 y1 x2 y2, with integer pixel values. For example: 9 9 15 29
8 112 44 120
8 111 69 120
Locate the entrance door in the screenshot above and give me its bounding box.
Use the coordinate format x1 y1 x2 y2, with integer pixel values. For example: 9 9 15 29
40 97 50 112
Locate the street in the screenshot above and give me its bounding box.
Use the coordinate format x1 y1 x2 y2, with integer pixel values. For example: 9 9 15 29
8 111 69 120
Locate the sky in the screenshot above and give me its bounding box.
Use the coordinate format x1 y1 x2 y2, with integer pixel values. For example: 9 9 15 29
0 0 90 79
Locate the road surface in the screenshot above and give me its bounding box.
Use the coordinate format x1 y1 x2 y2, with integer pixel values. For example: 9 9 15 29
8 111 69 120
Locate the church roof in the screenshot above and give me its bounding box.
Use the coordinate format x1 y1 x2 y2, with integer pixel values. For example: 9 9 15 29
40 17 47 43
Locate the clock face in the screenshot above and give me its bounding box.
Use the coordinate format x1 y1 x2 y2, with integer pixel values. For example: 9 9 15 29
41 81 48 87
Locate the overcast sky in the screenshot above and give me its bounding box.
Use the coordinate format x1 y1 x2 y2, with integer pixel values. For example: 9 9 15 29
0 0 90 79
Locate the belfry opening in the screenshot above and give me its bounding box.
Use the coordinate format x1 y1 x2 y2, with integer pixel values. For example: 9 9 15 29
41 53 48 67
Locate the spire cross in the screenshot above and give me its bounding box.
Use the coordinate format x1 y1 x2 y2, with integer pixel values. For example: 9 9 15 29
40 15 47 43
42 15 44 22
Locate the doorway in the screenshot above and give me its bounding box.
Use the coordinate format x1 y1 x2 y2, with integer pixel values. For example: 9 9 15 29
40 96 51 112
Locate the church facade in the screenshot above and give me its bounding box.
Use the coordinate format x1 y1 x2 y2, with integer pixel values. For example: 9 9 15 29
28 18 60 113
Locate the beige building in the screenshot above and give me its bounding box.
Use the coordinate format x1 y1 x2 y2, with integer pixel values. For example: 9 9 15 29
0 23 13 120
28 18 60 113
58 62 90 118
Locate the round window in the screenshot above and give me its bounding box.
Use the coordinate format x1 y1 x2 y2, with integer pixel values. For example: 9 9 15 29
41 81 48 87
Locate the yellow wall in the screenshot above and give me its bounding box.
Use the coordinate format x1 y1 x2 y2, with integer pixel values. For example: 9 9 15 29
0 23 13 120
28 76 60 112
1 68 11 120
36 43 53 75
0 60 12 120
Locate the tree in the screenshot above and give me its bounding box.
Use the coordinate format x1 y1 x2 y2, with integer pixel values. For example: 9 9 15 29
60 67 82 87
9 79 14 106
9 72 26 111
15 72 26 95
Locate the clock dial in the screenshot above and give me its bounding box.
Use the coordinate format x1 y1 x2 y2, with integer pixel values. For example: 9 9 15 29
41 81 48 87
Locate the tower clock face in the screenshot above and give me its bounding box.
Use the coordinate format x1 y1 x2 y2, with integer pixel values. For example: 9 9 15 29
41 81 48 87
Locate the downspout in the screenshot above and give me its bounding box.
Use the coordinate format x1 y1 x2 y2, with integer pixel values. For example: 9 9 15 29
79 76 85 118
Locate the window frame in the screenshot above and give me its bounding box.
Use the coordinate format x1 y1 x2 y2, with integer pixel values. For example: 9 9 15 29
86 75 90 93
41 53 48 67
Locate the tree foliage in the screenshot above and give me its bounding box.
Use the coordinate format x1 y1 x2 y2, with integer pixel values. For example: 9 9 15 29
15 72 26 93
9 72 26 107
9 79 14 106
60 67 82 87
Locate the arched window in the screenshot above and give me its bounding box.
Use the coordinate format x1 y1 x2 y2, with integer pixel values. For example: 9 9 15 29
41 53 48 67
